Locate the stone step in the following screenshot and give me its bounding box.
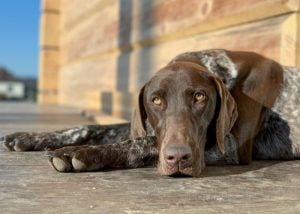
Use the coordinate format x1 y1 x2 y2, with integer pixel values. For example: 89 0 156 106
85 90 138 121
81 109 129 125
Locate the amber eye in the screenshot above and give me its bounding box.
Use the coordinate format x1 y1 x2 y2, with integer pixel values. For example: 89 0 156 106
152 97 162 105
194 92 206 103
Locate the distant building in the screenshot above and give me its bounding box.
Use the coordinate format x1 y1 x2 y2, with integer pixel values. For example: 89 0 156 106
22 78 37 101
0 81 25 99
0 67 26 100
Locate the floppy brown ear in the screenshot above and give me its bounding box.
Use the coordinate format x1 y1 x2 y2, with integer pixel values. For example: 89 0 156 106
213 77 238 154
242 63 283 108
130 86 147 138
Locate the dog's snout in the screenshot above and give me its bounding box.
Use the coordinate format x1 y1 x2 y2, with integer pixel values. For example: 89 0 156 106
164 144 192 167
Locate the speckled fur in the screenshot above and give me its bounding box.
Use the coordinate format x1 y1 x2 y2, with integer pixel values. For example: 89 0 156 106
1 124 130 151
170 49 238 89
253 110 294 159
271 66 300 157
205 133 239 165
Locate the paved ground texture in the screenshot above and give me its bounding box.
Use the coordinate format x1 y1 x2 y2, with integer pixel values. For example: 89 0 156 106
0 102 299 213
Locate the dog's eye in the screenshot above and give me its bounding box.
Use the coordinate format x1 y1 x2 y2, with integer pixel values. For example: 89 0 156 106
194 92 206 103
152 97 162 105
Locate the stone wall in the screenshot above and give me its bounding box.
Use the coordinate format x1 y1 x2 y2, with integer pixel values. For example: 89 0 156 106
39 0 300 120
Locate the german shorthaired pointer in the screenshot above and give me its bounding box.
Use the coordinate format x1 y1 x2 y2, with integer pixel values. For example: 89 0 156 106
1 49 300 177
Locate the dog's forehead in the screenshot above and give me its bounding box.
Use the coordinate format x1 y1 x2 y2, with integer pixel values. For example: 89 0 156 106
147 62 214 90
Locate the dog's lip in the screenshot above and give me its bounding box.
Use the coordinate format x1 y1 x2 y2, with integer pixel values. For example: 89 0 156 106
158 156 198 177
168 171 193 178
161 166 194 177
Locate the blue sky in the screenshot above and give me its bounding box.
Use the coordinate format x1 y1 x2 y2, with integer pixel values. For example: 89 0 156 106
0 1 40 78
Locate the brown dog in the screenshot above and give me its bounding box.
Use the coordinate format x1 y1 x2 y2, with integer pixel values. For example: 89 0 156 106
131 61 237 176
2 49 300 177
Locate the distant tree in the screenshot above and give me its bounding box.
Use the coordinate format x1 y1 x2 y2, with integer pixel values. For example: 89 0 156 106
0 67 16 81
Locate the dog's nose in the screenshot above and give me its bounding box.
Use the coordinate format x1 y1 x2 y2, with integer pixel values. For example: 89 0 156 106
164 145 192 167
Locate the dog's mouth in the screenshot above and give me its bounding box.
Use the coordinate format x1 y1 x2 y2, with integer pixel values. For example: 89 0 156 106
169 172 193 178
158 161 202 177
167 168 194 177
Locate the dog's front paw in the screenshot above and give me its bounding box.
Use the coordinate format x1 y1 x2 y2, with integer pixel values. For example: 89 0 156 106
47 145 106 172
1 132 35 151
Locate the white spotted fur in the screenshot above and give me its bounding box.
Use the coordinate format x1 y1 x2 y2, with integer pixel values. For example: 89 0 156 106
272 66 300 148
197 49 238 81
63 126 89 143
171 50 238 89
194 50 238 89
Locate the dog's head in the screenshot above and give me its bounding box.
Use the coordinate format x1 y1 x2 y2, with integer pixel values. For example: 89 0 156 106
131 61 237 177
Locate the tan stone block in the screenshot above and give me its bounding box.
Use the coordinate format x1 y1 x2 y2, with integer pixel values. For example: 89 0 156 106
42 0 60 11
127 14 287 91
286 0 300 11
38 93 58 105
86 91 101 110
40 13 60 47
58 55 118 108
59 0 300 64
61 0 105 29
44 0 300 112
38 50 60 91
98 90 137 120
130 0 300 48
60 0 119 64
94 115 128 125
39 74 59 91
56 14 293 110
111 91 133 120
39 50 60 73
280 13 300 66
85 90 138 120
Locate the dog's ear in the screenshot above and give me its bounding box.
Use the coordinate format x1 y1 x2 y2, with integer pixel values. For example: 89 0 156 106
242 64 283 108
130 86 147 138
213 77 238 154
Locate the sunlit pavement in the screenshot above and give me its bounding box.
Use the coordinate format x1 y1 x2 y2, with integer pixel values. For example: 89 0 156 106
0 102 299 213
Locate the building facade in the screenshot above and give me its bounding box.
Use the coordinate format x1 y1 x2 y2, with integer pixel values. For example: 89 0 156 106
0 81 25 99
39 0 300 120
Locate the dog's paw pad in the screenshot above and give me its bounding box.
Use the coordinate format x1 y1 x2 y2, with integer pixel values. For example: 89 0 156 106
72 157 87 171
1 137 14 151
50 157 72 172
1 138 11 151
0 133 33 151
13 140 24 152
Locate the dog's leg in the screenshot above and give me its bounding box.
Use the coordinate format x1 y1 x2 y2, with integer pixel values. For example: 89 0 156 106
230 90 267 164
48 136 158 172
253 110 299 160
257 66 300 159
205 133 239 165
1 124 130 151
49 133 240 173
